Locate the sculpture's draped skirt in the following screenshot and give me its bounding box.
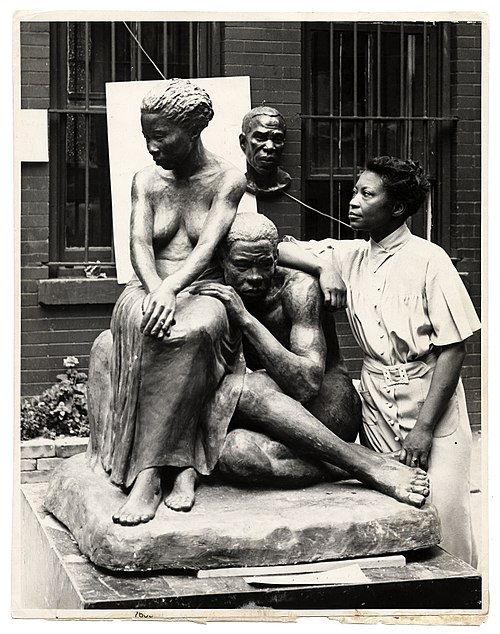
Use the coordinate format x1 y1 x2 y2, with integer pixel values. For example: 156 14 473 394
100 278 245 489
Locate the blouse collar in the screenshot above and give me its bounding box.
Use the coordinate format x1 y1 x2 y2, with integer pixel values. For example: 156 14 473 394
368 223 412 272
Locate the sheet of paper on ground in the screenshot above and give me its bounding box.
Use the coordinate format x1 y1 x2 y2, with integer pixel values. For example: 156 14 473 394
244 564 369 586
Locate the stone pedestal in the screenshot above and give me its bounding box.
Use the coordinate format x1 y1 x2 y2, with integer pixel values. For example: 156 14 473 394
19 482 482 612
44 453 441 573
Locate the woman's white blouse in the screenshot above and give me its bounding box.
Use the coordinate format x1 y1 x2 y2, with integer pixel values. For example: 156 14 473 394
286 223 480 365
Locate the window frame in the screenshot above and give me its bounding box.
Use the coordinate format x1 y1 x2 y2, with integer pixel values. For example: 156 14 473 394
48 21 220 279
301 21 455 250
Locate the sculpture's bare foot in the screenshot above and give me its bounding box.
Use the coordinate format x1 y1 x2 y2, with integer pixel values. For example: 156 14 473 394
365 455 430 508
112 467 162 526
164 467 198 512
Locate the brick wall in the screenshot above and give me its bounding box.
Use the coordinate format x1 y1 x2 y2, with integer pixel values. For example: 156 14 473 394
20 22 50 108
20 22 115 396
450 22 482 428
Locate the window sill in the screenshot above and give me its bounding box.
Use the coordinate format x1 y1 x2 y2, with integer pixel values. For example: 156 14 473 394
38 278 123 305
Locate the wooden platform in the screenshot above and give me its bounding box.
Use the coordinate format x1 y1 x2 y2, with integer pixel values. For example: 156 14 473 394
18 483 482 611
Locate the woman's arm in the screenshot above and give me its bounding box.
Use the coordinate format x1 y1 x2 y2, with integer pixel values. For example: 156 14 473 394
161 170 246 294
130 173 163 294
278 241 347 308
399 340 467 469
140 169 246 338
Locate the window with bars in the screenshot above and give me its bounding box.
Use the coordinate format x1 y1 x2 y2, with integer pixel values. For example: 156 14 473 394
302 22 456 248
48 21 218 277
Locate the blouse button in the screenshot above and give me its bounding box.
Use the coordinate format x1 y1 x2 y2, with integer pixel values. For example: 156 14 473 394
394 436 400 442
387 403 393 408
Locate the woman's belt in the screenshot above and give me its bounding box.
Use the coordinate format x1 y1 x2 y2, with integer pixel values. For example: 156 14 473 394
362 352 438 387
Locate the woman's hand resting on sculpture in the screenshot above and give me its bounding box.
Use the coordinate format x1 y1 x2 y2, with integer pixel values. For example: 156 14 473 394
141 281 177 338
189 281 248 325
398 424 434 471
318 259 347 310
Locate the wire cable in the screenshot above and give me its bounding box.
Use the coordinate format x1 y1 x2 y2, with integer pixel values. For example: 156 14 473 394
283 192 354 230
122 22 167 81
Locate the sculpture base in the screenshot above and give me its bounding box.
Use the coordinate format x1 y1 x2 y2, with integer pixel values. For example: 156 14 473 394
44 453 441 573
19 482 482 611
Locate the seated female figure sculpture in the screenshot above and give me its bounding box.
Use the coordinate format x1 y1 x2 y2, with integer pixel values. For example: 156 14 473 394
87 79 247 526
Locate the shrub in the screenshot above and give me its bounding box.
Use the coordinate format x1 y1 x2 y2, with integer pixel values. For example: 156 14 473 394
20 356 89 441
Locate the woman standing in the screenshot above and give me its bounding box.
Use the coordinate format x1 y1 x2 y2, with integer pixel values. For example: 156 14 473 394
279 156 480 566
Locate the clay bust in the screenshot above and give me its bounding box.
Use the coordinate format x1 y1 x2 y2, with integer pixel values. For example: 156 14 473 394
239 106 291 197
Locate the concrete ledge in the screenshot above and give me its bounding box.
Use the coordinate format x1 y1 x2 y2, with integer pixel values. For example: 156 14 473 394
20 437 88 482
21 438 55 459
55 437 89 458
38 278 122 305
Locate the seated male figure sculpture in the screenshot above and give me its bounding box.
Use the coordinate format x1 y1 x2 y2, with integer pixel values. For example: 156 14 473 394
88 210 430 521
187 213 431 502
239 106 291 197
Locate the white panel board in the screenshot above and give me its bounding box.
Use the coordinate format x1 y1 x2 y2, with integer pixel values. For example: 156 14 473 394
106 77 255 284
15 109 49 163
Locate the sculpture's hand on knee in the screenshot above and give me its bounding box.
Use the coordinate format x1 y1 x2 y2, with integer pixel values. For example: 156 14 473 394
141 284 177 338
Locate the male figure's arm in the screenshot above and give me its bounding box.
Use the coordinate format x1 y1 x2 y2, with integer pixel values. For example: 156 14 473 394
192 273 327 403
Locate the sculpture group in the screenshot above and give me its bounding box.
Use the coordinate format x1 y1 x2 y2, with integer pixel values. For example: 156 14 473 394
85 79 429 529
46 78 480 571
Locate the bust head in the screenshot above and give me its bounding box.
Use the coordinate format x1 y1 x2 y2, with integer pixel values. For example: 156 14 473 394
219 213 279 302
239 107 291 197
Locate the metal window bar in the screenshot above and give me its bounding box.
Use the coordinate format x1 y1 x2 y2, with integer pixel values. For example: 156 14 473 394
335 29 341 239
84 22 90 265
301 115 459 121
302 22 459 246
189 23 195 75
163 22 169 75
48 21 210 274
353 22 358 191
376 24 381 153
329 23 334 238
400 23 405 157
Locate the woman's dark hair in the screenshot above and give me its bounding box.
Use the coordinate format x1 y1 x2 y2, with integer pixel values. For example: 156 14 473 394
366 156 430 218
